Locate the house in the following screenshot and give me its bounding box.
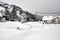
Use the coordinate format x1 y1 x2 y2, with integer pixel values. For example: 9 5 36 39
42 16 53 24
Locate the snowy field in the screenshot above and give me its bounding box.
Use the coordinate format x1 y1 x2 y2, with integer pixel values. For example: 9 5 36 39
0 21 60 40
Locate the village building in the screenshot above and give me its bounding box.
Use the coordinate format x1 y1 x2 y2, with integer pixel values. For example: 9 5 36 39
42 16 53 24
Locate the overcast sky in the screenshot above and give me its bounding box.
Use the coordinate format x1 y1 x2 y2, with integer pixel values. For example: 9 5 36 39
0 0 60 13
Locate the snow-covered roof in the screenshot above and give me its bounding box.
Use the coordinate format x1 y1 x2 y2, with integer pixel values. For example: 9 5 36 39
42 16 53 20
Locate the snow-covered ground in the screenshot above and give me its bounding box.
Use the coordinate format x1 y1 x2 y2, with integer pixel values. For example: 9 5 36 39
0 21 60 40
0 21 30 30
